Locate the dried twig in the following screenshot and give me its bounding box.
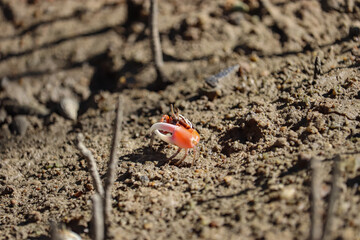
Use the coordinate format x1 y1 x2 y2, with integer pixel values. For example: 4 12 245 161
313 56 322 80
77 134 104 196
104 96 123 238
91 194 104 240
149 0 166 83
322 155 341 240
76 96 123 240
310 157 323 240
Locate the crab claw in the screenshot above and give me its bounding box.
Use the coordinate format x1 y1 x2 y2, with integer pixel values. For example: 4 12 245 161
150 123 200 149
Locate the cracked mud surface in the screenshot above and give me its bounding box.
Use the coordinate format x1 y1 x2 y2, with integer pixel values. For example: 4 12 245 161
1 0 360 239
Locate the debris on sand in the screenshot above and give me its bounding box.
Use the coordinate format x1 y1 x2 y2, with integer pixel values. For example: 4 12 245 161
11 115 29 136
60 97 79 121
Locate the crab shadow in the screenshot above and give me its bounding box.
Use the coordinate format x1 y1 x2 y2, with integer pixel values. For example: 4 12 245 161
120 145 186 167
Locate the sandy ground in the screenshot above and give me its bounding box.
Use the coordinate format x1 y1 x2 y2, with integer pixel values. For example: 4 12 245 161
0 0 360 239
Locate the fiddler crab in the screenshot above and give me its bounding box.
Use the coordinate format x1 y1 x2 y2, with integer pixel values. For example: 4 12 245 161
150 105 200 166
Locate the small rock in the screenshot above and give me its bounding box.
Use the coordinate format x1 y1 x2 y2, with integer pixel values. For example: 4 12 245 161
298 152 312 167
199 87 222 100
280 186 296 201
27 211 42 222
209 220 220 228
223 176 233 186
1 77 30 105
143 222 153 230
250 54 259 62
349 22 360 38
201 65 240 100
73 191 83 198
228 12 244 25
1 186 14 195
84 183 93 191
60 97 79 120
140 175 149 185
10 199 17 207
11 115 29 136
272 137 288 148
199 215 210 226
238 62 251 76
183 27 201 40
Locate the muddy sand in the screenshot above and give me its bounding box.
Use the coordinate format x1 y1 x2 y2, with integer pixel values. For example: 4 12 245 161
1 0 360 239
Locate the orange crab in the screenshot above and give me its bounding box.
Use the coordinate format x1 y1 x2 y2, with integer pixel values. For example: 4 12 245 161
150 105 200 166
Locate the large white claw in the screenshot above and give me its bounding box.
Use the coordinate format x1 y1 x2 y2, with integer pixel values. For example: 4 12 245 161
150 122 177 145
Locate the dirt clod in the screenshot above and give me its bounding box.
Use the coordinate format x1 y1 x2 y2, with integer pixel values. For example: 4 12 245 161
1 186 14 195
26 211 42 223
272 137 288 148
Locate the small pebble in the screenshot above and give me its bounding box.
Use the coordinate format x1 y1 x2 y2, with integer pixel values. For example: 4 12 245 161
11 115 29 136
183 27 201 40
1 186 14 195
209 220 220 228
10 199 17 207
250 54 259 62
85 184 93 191
228 12 244 25
298 152 312 163
279 126 287 132
60 97 79 120
148 181 157 188
280 186 296 201
73 191 83 198
223 176 233 186
272 138 288 148
140 175 150 185
27 211 42 222
349 23 360 38
143 222 153 230
224 113 235 119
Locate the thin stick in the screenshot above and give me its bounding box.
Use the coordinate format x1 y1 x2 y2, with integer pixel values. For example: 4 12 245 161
313 56 321 80
322 155 341 240
104 96 123 238
91 194 104 240
77 133 104 196
310 157 322 240
150 0 165 82
346 0 354 12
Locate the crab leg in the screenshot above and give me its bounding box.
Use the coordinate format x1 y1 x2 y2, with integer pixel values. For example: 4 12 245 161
169 147 182 160
174 149 188 166
192 146 197 167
